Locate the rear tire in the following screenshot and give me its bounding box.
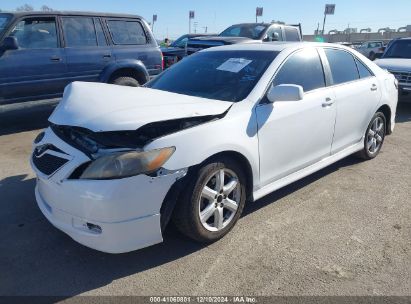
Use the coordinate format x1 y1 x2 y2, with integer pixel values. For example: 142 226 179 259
111 76 140 87
172 157 246 243
356 112 386 160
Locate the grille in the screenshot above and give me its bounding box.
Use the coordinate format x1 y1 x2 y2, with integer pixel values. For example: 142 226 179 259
32 153 69 175
389 70 411 84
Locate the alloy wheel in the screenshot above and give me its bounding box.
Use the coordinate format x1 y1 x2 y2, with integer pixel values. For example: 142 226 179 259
367 116 385 154
198 168 241 232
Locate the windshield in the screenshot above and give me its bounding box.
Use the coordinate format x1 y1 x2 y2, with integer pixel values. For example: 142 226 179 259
146 50 278 102
219 24 268 40
0 14 12 36
383 40 411 59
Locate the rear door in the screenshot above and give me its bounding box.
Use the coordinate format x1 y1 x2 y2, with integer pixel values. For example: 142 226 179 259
0 15 67 102
60 16 113 82
322 48 382 153
105 18 162 78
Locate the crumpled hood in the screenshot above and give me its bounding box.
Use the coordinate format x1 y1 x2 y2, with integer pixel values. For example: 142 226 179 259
49 82 233 132
375 58 411 71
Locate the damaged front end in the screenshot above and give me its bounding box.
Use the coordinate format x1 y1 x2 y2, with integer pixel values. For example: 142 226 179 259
49 111 227 180
51 111 227 157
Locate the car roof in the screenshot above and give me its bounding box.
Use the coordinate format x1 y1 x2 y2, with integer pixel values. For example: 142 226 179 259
201 42 348 53
227 23 271 27
4 11 143 19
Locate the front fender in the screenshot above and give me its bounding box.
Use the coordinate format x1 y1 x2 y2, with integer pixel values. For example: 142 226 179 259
144 103 260 189
99 59 149 83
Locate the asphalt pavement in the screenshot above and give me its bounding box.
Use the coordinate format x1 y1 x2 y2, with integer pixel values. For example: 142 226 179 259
0 98 410 296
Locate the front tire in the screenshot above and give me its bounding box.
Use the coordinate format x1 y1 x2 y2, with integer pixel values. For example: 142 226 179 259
111 76 140 87
356 112 386 160
173 157 246 243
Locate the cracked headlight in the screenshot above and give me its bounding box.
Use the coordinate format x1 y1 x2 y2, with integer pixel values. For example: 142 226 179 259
80 147 175 180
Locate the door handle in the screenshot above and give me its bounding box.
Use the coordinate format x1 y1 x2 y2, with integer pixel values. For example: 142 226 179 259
371 84 378 91
50 56 62 62
102 54 111 58
322 97 334 107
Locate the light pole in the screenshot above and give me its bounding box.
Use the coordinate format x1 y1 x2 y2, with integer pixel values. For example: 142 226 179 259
322 4 335 36
189 11 195 33
256 7 263 23
152 14 157 33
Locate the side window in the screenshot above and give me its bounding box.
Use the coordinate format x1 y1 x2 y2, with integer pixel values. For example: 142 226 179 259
355 58 373 79
325 49 359 85
9 17 58 49
264 26 283 42
62 17 97 47
284 27 300 41
273 48 325 92
107 20 147 45
94 18 107 46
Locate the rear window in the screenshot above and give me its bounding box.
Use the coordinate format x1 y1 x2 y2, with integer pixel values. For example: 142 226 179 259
62 17 97 47
284 27 300 41
107 20 147 45
325 49 359 85
219 24 268 40
355 58 373 79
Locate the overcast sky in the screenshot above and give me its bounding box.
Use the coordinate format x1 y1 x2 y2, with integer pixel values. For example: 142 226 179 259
1 0 410 39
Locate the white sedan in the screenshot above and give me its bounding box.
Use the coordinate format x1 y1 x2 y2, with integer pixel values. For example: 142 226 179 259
31 43 398 253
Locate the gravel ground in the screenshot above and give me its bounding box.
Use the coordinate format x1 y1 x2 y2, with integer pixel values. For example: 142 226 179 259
0 98 410 296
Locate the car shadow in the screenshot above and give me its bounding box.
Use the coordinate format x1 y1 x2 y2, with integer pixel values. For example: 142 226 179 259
0 155 363 296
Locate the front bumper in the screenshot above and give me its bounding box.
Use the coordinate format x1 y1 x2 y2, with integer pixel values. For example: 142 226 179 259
31 127 186 253
35 185 163 253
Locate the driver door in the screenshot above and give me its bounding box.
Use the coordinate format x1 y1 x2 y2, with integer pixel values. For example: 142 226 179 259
255 48 336 187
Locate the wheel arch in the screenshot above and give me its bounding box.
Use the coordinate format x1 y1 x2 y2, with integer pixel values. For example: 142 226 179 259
99 60 150 85
200 150 254 202
159 150 254 232
377 104 392 135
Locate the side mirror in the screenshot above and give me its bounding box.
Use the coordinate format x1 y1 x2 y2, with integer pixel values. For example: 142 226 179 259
272 33 280 42
267 84 304 103
2 36 19 51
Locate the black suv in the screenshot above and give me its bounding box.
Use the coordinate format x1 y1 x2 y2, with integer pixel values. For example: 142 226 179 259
186 23 302 54
0 11 162 104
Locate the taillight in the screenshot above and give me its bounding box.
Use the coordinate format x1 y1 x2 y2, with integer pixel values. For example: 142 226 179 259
161 53 164 71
